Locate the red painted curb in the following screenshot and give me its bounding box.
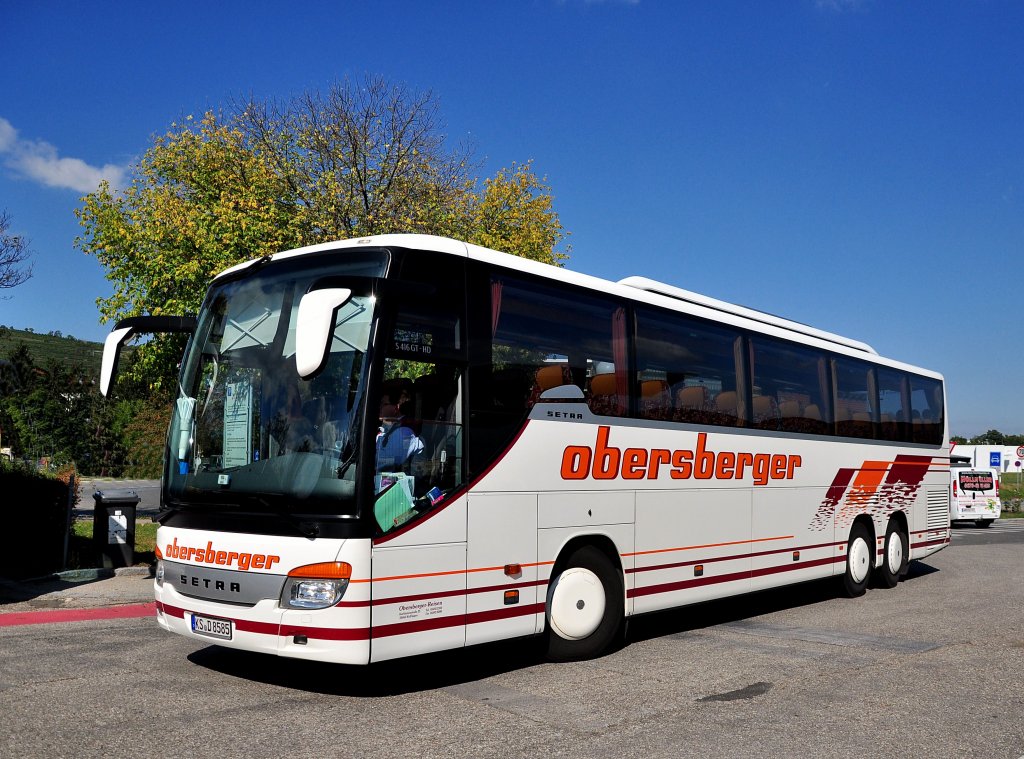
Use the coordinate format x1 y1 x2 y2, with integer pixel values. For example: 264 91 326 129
0 602 156 628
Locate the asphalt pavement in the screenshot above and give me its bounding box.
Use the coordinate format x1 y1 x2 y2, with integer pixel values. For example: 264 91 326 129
76 478 161 517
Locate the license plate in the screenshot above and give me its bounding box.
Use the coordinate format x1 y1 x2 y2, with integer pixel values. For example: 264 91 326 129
191 613 232 640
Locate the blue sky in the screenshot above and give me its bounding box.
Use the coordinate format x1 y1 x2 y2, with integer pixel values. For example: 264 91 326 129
0 0 1021 437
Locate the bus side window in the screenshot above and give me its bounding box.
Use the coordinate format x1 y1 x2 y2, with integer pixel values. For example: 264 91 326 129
910 375 944 446
748 336 831 436
833 357 875 440
635 307 743 428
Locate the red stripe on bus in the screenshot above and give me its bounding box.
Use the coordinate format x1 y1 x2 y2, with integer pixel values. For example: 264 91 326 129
156 598 545 642
370 603 546 639
371 579 548 607
628 555 841 599
627 540 841 575
911 536 950 550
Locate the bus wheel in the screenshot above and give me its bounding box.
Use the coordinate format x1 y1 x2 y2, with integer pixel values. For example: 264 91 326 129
975 520 993 528
842 522 872 598
877 519 907 589
545 545 623 661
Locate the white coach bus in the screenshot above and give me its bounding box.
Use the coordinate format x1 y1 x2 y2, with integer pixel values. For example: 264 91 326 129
101 235 950 663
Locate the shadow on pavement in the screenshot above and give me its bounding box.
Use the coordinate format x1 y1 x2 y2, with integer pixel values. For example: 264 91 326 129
188 636 549 697
187 560 939 694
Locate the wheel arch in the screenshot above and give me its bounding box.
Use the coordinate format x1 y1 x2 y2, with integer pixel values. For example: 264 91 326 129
548 532 627 607
887 508 909 538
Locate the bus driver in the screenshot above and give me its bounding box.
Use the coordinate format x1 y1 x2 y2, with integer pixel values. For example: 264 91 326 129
375 386 424 473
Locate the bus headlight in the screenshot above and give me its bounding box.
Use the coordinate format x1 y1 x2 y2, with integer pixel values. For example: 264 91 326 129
155 546 165 587
280 562 352 610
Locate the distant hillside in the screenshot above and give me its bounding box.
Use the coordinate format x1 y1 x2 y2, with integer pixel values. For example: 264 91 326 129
0 326 105 374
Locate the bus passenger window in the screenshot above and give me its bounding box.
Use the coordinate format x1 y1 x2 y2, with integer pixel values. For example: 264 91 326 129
749 337 831 435
833 357 875 439
910 375 944 446
635 308 743 428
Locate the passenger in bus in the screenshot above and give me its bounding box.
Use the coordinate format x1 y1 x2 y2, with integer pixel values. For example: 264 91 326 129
376 386 424 473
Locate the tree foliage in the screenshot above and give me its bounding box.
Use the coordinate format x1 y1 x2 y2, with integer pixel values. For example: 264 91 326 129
0 339 168 477
76 76 569 390
953 430 1024 446
0 210 33 292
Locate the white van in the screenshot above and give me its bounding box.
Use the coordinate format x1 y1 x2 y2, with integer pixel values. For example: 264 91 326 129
950 464 1001 527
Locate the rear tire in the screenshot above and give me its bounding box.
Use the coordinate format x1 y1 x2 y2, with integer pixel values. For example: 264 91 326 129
877 519 907 589
975 519 994 528
842 522 872 598
545 545 623 661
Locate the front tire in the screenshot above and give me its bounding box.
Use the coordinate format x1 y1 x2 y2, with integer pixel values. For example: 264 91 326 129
877 519 907 588
842 522 872 597
545 545 623 661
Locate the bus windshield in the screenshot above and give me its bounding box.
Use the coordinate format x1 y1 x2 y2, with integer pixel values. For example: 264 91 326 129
165 251 388 516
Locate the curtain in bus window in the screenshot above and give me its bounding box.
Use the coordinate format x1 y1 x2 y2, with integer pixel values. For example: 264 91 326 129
634 307 742 428
490 280 503 337
610 307 629 416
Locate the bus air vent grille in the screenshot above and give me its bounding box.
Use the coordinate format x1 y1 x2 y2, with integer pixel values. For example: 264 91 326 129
926 489 950 530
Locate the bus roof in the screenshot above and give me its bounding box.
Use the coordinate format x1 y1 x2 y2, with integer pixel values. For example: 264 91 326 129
215 234 935 372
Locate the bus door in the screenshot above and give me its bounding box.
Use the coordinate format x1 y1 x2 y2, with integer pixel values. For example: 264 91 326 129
369 270 470 661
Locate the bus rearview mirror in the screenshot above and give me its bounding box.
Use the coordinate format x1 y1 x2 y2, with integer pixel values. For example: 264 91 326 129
295 288 353 379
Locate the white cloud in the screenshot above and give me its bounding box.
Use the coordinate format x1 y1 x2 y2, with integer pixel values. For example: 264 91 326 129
0 116 127 193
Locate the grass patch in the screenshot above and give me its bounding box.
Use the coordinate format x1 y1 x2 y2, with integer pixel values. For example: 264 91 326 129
68 518 157 569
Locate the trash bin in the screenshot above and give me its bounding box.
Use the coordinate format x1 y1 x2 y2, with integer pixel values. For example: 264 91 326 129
92 489 140 568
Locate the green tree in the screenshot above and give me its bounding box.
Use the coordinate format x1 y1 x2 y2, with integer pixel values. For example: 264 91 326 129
972 430 1006 445
76 75 568 390
0 341 133 475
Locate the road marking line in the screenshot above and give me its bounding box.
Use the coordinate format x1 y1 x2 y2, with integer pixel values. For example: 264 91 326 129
0 602 155 628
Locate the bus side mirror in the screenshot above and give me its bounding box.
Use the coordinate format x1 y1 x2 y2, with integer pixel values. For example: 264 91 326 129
100 326 134 397
99 315 198 397
295 288 352 379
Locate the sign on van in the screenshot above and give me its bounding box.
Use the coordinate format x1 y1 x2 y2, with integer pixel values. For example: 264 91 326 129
960 471 995 491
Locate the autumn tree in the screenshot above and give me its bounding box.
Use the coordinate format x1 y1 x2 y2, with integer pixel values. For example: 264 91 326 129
76 75 568 390
0 211 33 292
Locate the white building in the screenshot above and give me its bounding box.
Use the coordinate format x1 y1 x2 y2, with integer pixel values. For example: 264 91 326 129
951 444 1024 474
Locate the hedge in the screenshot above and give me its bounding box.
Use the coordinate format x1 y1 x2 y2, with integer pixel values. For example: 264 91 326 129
0 462 74 578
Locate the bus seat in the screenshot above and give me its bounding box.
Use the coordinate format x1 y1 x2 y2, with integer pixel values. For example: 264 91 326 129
715 391 739 419
778 400 801 418
640 379 671 419
528 364 573 407
589 373 617 397
753 395 778 421
588 373 622 416
804 404 822 421
536 364 569 391
675 385 707 410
